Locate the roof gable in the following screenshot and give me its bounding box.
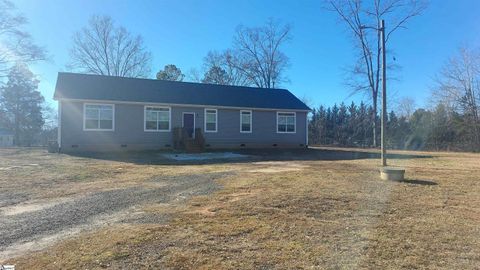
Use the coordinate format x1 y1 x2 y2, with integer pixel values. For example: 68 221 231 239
54 73 310 111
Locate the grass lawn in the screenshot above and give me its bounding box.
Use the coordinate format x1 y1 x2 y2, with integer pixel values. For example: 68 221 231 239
2 147 480 269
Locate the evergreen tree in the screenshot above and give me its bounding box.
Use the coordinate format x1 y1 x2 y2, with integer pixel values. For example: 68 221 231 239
337 102 348 145
408 109 433 150
347 102 358 145
156 64 185 81
0 64 44 146
202 66 230 85
330 105 339 144
318 106 328 145
308 108 319 144
357 102 369 147
430 104 456 150
307 100 478 152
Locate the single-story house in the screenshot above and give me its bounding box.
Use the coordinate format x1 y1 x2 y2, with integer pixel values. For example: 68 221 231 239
54 72 311 152
0 129 14 147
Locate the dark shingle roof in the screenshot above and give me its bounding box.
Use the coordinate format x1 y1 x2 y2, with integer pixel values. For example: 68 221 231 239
54 73 310 111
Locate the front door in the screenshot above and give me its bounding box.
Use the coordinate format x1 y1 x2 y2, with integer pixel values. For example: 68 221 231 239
183 113 195 138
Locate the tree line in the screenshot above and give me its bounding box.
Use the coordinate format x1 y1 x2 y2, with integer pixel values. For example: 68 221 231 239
308 44 480 152
309 100 479 152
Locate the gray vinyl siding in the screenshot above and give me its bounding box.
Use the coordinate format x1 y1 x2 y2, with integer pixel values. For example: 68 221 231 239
59 100 307 151
207 109 307 147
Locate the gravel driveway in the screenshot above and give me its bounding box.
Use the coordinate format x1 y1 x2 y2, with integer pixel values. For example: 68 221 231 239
0 172 226 258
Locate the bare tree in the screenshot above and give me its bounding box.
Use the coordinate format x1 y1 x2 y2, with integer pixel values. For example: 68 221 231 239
201 50 251 86
229 18 291 88
433 46 480 147
326 0 426 146
186 68 202 83
0 0 46 81
395 96 416 119
68 15 152 78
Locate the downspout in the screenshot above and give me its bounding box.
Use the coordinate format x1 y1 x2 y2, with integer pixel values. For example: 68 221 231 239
305 111 309 148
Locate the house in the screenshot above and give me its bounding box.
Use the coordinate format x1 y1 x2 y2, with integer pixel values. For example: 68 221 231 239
0 129 14 147
54 72 311 152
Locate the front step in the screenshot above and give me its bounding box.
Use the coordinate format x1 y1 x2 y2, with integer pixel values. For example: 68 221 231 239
184 138 204 153
173 127 205 152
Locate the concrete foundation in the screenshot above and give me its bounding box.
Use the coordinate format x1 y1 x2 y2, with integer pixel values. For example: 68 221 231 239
380 167 405 181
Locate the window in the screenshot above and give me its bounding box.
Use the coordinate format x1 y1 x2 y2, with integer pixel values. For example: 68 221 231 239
205 109 217 132
240 110 252 133
84 104 114 131
144 106 171 131
277 112 296 133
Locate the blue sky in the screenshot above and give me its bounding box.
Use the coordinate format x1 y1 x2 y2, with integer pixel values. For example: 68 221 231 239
14 0 480 109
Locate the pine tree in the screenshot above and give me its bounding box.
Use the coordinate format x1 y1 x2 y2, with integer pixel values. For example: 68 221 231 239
347 102 357 146
387 111 400 148
308 108 319 144
318 106 328 144
430 104 456 150
337 102 348 145
358 102 369 147
330 105 339 144
0 63 44 146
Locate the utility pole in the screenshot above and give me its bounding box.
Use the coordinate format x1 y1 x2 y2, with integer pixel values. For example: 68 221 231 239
364 20 404 180
380 19 387 166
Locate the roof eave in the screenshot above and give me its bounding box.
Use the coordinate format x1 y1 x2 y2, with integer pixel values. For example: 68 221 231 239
55 97 311 112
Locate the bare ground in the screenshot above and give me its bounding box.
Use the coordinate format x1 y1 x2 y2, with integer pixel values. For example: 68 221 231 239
0 149 229 259
1 147 479 269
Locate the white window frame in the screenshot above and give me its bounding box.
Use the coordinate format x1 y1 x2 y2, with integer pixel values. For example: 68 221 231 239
144 106 171 132
276 111 296 134
240 110 252 133
83 103 115 131
204 108 218 133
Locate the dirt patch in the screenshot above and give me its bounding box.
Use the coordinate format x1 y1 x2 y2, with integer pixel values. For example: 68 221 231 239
248 161 310 173
225 192 254 202
191 207 217 216
188 191 256 216
1 197 74 216
0 164 40 171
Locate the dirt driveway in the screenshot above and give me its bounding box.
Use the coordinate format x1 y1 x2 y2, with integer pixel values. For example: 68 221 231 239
0 149 230 259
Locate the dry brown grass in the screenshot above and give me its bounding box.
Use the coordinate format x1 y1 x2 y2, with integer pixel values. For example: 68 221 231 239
0 148 229 201
4 148 480 269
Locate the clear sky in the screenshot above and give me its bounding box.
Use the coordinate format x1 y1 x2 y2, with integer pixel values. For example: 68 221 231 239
14 0 480 109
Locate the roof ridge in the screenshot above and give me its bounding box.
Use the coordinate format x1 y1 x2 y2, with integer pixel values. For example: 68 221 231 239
54 72 311 111
57 72 290 92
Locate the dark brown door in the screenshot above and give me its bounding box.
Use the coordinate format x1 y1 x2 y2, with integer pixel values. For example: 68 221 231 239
183 113 195 138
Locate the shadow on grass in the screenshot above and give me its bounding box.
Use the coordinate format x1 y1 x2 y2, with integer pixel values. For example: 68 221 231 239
402 179 438 186
65 147 433 166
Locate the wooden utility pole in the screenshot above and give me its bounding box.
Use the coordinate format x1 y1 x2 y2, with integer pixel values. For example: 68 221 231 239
380 19 387 166
379 19 405 181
